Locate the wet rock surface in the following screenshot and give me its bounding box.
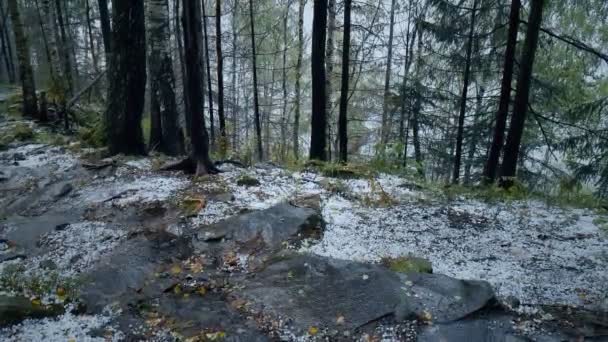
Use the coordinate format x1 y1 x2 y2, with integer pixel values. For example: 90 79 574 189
1 137 607 341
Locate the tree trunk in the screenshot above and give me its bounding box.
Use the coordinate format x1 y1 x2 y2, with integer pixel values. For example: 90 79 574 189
85 0 99 74
147 0 184 155
249 0 263 160
452 0 478 184
464 85 485 184
337 0 351 163
293 0 304 160
412 27 424 176
98 0 112 58
380 0 397 145
309 0 328 161
182 0 217 174
104 0 147 155
0 1 15 83
280 0 289 161
500 0 545 182
400 3 417 166
202 0 215 147
483 0 521 183
54 0 73 95
325 0 336 159
231 0 239 151
7 0 38 117
216 0 227 155
175 0 189 136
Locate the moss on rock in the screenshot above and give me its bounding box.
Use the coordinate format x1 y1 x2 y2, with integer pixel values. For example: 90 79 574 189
381 256 433 274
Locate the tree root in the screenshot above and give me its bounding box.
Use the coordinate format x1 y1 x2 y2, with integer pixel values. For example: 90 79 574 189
161 157 222 175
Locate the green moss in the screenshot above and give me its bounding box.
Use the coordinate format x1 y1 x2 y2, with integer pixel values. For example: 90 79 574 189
0 264 80 300
593 217 608 231
382 256 433 274
236 175 261 187
12 123 35 141
77 120 106 147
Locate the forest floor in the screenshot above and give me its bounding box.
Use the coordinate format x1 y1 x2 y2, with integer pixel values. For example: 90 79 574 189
0 113 608 341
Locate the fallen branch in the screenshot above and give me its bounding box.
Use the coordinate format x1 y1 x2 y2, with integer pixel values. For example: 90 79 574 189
214 159 247 168
66 70 107 109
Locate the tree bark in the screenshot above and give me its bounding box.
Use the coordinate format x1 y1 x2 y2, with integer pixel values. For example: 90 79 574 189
182 0 217 174
202 0 215 147
293 0 304 160
98 0 112 58
7 0 38 118
249 0 263 160
85 0 99 74
0 1 15 83
325 0 336 159
231 0 239 151
337 0 352 163
147 0 184 156
380 0 397 145
104 0 147 155
309 0 328 161
452 0 478 184
280 0 290 161
500 0 545 182
464 85 485 184
216 0 227 155
54 0 73 95
483 0 521 183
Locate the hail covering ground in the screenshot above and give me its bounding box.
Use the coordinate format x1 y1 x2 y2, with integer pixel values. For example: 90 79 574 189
0 138 607 340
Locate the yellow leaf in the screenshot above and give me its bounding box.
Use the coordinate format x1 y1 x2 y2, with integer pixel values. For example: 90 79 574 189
31 298 41 306
308 326 319 336
170 264 182 275
173 285 182 295
182 196 206 216
196 287 207 296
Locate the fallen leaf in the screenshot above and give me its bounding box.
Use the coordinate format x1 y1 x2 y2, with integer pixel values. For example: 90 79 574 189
308 326 319 336
182 196 206 217
170 264 182 275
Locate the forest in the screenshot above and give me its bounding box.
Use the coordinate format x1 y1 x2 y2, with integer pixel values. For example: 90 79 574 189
0 0 607 341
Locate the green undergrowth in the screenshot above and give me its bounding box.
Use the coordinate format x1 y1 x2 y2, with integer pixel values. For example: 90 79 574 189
0 264 81 301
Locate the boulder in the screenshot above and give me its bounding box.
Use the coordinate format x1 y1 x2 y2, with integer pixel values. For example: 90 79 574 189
195 203 324 254
233 253 495 336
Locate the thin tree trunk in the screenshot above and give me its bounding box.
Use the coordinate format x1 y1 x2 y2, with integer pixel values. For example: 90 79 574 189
249 0 263 160
309 0 328 161
0 1 15 83
85 0 99 74
464 85 484 183
7 0 38 117
148 0 184 155
202 0 215 147
483 0 521 183
54 0 73 95
180 0 218 174
325 0 336 160
98 0 112 58
338 0 352 163
501 0 545 182
216 0 227 155
104 0 147 155
452 0 478 184
280 0 290 161
175 0 190 136
231 0 239 150
380 0 397 145
293 0 304 160
412 28 424 175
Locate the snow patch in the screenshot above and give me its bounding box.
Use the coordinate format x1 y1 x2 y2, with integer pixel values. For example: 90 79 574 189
0 306 123 342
